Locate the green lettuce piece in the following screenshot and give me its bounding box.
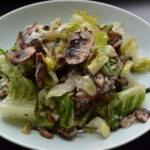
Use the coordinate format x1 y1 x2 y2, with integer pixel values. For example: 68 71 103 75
120 60 137 87
0 55 37 102
120 60 133 76
93 31 108 50
45 56 56 70
0 48 5 55
75 76 96 96
84 30 108 75
4 72 37 103
102 58 123 77
72 10 97 28
10 46 17 52
0 55 13 77
86 117 111 138
35 87 55 128
46 75 96 98
120 38 138 63
46 78 74 99
46 69 59 86
58 92 74 128
87 53 109 75
0 102 35 121
45 56 58 86
101 24 113 31
66 22 82 35
132 57 150 72
104 45 117 57
0 72 9 96
107 85 146 130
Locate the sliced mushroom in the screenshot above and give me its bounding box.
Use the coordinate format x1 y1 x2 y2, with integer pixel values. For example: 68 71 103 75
35 53 46 89
6 46 36 64
39 128 53 139
64 30 94 64
26 23 38 35
15 32 28 50
120 114 136 128
133 108 150 123
107 31 122 50
15 23 39 50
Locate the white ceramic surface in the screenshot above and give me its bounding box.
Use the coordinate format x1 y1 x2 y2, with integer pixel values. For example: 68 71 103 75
0 1 150 150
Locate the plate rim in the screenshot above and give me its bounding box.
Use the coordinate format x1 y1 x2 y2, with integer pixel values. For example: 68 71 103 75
0 0 150 150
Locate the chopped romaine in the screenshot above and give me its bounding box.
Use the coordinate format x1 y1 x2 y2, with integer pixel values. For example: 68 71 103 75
87 53 109 75
0 48 5 55
0 102 35 121
86 117 111 138
72 10 97 28
58 92 74 128
132 57 150 72
120 38 138 63
107 85 146 130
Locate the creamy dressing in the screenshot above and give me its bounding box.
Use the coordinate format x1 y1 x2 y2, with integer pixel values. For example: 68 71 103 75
25 31 41 44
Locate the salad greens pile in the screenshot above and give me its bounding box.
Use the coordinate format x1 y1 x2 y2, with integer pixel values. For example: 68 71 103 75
0 10 150 139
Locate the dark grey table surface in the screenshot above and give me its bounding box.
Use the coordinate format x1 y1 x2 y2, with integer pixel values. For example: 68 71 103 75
0 0 150 149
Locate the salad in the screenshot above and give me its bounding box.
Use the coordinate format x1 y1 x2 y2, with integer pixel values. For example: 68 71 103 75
0 10 150 139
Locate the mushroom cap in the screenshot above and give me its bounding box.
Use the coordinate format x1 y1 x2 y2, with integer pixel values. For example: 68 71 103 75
64 30 94 65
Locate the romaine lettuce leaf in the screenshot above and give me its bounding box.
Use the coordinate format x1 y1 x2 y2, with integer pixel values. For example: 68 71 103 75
75 76 96 96
46 78 74 98
72 10 97 28
112 23 138 63
120 60 137 87
107 85 146 130
58 92 74 128
35 87 55 128
4 72 37 103
104 45 117 57
66 22 82 35
86 117 111 138
45 56 58 86
0 102 35 121
132 56 150 72
120 38 138 63
46 75 96 99
87 53 109 75
102 58 123 77
93 31 108 50
0 48 5 55
0 55 13 77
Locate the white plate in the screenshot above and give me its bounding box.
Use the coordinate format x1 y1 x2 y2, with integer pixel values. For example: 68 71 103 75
0 1 150 150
